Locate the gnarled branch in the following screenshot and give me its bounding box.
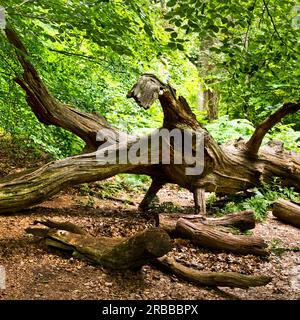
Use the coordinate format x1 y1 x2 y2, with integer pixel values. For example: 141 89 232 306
245 101 300 155
4 26 117 151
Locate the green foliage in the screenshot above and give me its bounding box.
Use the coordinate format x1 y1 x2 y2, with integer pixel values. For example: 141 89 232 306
78 174 151 199
114 174 151 193
206 116 300 152
221 178 300 221
146 199 182 213
268 123 300 152
0 0 201 157
164 0 300 126
206 116 255 144
0 0 299 161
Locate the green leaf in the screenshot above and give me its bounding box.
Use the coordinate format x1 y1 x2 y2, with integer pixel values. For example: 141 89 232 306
177 43 184 51
167 0 176 7
210 25 219 33
167 41 177 48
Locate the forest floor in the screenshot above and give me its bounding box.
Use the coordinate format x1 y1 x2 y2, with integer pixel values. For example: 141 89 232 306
0 140 299 300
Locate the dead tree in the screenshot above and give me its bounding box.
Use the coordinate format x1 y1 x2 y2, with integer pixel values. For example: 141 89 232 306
0 27 299 214
27 220 272 288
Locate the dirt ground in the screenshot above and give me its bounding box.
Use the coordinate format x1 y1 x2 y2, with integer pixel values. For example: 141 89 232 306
0 185 299 301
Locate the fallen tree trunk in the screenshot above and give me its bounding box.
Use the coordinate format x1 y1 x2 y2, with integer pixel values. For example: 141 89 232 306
27 223 172 270
0 150 158 213
0 27 299 214
159 210 256 235
273 199 300 228
155 256 272 288
175 218 268 256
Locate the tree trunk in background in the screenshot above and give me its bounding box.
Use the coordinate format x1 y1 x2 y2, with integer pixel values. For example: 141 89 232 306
204 88 218 121
197 84 218 121
196 38 219 121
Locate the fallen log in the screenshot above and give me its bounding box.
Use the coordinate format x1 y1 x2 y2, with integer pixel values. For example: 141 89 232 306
27 225 172 270
175 218 268 256
155 256 272 288
159 210 256 235
273 199 300 228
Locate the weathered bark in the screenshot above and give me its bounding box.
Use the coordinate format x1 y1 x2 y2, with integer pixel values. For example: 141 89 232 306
200 210 255 231
193 188 206 215
159 210 256 234
0 152 145 213
245 102 300 155
155 256 271 288
272 199 300 228
0 27 299 214
138 179 165 210
27 222 172 270
175 218 268 256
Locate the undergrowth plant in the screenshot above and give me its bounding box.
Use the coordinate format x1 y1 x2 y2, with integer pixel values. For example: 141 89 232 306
78 174 151 199
221 178 300 221
206 116 300 153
